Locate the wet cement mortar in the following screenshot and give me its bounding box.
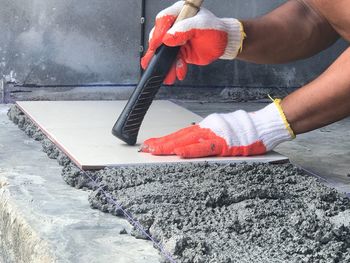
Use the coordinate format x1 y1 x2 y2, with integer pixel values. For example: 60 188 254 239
7 105 350 263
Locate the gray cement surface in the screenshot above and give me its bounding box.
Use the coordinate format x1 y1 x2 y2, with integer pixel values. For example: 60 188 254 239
1 104 162 263
6 104 350 263
89 163 350 263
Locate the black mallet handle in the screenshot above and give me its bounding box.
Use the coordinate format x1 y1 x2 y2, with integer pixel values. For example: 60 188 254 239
112 0 204 145
112 44 179 145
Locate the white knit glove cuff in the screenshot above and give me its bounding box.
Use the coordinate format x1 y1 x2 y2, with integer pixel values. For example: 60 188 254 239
199 101 295 153
249 101 295 151
220 18 246 60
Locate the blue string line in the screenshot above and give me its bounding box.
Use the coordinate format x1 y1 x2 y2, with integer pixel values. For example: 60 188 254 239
82 171 177 263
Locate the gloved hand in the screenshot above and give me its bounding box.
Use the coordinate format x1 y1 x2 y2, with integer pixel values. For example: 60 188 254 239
141 100 295 158
141 1 246 85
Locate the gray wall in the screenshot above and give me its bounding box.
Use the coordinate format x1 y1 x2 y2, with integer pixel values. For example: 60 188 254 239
0 0 348 87
0 0 140 85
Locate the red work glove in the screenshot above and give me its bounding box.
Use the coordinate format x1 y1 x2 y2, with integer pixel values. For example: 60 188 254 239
141 1 246 85
141 100 295 158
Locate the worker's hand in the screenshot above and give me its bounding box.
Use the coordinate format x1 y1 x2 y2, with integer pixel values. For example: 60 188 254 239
141 100 295 158
141 1 246 85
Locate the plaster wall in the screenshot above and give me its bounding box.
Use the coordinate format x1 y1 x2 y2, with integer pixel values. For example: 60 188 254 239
0 0 347 88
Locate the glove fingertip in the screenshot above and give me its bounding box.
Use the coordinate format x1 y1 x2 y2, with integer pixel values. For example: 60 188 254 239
140 59 147 70
162 33 184 47
163 63 177 85
173 147 188 158
150 143 176 156
174 145 202 159
163 20 195 46
163 76 176 85
176 57 188 81
140 144 150 153
140 137 160 153
141 50 154 69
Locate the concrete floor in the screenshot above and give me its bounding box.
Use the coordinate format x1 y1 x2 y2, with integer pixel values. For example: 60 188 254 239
0 100 350 262
0 104 162 263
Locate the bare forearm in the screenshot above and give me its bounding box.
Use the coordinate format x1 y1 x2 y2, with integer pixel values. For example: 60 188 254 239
237 0 339 64
281 47 350 134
